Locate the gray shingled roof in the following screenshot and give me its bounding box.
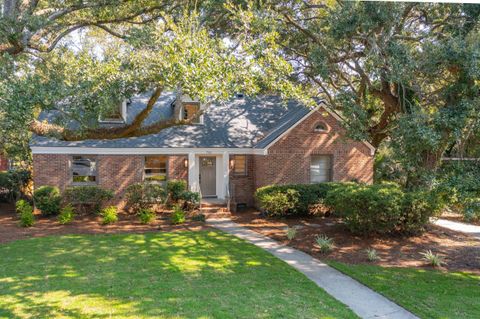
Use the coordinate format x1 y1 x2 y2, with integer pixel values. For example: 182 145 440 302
31 93 311 149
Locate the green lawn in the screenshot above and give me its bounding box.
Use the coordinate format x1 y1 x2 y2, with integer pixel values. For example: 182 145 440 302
328 261 480 319
0 231 357 319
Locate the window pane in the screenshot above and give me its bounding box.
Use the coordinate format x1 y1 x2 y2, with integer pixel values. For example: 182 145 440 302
234 155 247 175
145 156 168 185
72 156 97 183
310 155 332 183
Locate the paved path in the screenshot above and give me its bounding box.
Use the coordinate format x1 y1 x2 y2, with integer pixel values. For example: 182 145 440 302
208 218 418 319
434 218 480 239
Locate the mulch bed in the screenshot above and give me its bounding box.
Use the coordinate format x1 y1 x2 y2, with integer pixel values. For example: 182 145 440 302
232 209 480 274
0 203 210 244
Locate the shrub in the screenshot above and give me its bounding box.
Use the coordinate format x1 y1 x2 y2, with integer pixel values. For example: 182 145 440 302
365 248 380 262
179 191 200 211
58 204 75 225
100 206 118 225
286 226 298 240
34 186 61 215
421 250 444 268
171 205 186 224
16 199 34 227
191 213 206 222
255 183 342 217
0 170 31 202
400 190 444 234
315 234 334 253
62 186 114 214
167 179 187 203
257 189 300 217
138 208 156 224
124 183 166 213
463 197 480 222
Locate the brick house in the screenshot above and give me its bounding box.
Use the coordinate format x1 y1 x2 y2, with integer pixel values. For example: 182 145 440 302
31 93 374 210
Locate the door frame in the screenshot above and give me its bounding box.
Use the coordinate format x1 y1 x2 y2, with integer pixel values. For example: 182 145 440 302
199 156 217 198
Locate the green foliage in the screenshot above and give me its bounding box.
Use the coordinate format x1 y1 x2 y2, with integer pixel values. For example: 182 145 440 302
62 186 114 214
325 183 441 235
255 183 341 217
286 226 298 240
0 170 31 202
171 206 186 225
33 186 61 216
179 191 201 211
138 208 156 224
16 199 34 227
58 204 76 225
100 206 118 225
166 180 187 203
124 183 166 213
190 213 206 222
365 248 380 262
420 250 444 268
315 235 334 254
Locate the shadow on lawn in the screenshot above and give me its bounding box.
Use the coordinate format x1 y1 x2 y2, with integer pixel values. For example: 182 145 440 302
0 231 308 319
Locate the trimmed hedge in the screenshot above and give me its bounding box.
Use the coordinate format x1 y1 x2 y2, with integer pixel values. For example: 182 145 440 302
33 186 61 216
0 170 31 202
124 183 166 213
255 183 344 217
62 186 114 214
325 183 444 235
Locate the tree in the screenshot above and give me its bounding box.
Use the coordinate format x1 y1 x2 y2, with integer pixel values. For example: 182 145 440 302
1 10 305 147
230 1 479 186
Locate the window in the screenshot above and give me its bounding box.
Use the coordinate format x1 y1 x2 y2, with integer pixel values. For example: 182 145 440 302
183 103 201 124
99 100 126 123
232 155 247 176
72 156 97 183
314 122 328 132
144 156 168 185
310 155 332 183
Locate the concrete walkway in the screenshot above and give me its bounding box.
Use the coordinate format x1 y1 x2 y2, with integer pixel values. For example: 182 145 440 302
208 218 418 319
433 218 480 240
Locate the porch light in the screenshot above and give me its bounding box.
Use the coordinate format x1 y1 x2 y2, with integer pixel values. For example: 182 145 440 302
184 158 188 168
229 158 235 169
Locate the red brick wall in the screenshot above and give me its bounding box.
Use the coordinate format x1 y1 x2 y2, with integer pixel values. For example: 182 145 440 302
253 108 374 190
33 154 189 206
229 155 255 207
0 155 9 171
168 155 188 181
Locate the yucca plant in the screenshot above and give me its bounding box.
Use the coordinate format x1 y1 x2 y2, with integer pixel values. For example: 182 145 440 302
315 234 334 253
286 226 298 240
365 248 380 262
420 250 444 267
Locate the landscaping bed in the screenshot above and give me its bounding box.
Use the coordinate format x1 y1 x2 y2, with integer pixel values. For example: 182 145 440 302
0 203 209 244
231 209 480 274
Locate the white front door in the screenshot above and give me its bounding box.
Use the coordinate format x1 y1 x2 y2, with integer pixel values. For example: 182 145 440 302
199 156 216 197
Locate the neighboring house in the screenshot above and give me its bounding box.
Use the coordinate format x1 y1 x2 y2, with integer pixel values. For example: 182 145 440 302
0 154 9 171
30 93 375 210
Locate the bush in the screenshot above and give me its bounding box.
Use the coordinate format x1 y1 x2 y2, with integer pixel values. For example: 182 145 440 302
16 199 34 227
315 234 334 253
58 204 75 225
365 248 380 262
138 208 156 224
124 183 166 213
325 182 443 235
100 206 118 225
0 170 31 202
167 179 187 203
421 250 444 268
286 226 298 240
255 183 342 217
171 205 186 224
62 186 114 214
34 186 61 216
179 191 200 211
463 198 480 222
191 213 206 222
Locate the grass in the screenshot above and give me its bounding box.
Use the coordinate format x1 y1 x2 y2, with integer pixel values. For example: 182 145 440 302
0 231 357 319
328 261 480 319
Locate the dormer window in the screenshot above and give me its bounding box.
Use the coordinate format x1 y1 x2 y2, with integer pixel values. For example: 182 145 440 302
314 122 328 133
99 100 127 123
183 102 201 124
